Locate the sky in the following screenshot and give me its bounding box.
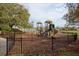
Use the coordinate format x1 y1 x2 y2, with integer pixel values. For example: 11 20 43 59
22 3 67 27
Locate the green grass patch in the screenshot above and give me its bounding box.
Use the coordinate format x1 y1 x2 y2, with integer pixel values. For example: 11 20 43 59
59 51 79 56
61 30 79 39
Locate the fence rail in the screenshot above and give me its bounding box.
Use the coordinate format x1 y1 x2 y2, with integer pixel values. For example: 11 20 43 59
0 31 78 56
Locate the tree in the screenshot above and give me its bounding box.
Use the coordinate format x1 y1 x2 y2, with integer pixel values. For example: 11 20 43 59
0 3 31 32
63 3 79 26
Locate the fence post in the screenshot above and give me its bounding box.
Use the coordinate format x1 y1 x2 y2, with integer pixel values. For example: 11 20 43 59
6 37 8 56
67 32 70 44
73 33 77 42
21 32 22 54
51 36 53 50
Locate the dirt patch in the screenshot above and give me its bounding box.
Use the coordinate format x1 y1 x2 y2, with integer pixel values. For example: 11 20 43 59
7 32 79 56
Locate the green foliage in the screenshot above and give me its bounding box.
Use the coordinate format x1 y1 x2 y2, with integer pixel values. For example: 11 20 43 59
63 3 79 24
0 24 11 32
0 3 31 32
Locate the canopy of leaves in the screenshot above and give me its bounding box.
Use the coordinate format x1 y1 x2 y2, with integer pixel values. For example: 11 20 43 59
63 3 79 25
0 3 32 32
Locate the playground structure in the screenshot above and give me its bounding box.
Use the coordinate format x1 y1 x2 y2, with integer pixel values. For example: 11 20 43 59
36 20 58 38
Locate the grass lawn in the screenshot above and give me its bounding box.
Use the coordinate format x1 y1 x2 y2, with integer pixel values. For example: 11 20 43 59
59 51 79 56
61 30 79 39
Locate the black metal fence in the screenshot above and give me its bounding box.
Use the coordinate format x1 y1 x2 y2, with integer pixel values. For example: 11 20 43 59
6 32 15 55
62 32 77 43
6 32 36 55
67 32 77 44
0 32 15 55
0 32 78 56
